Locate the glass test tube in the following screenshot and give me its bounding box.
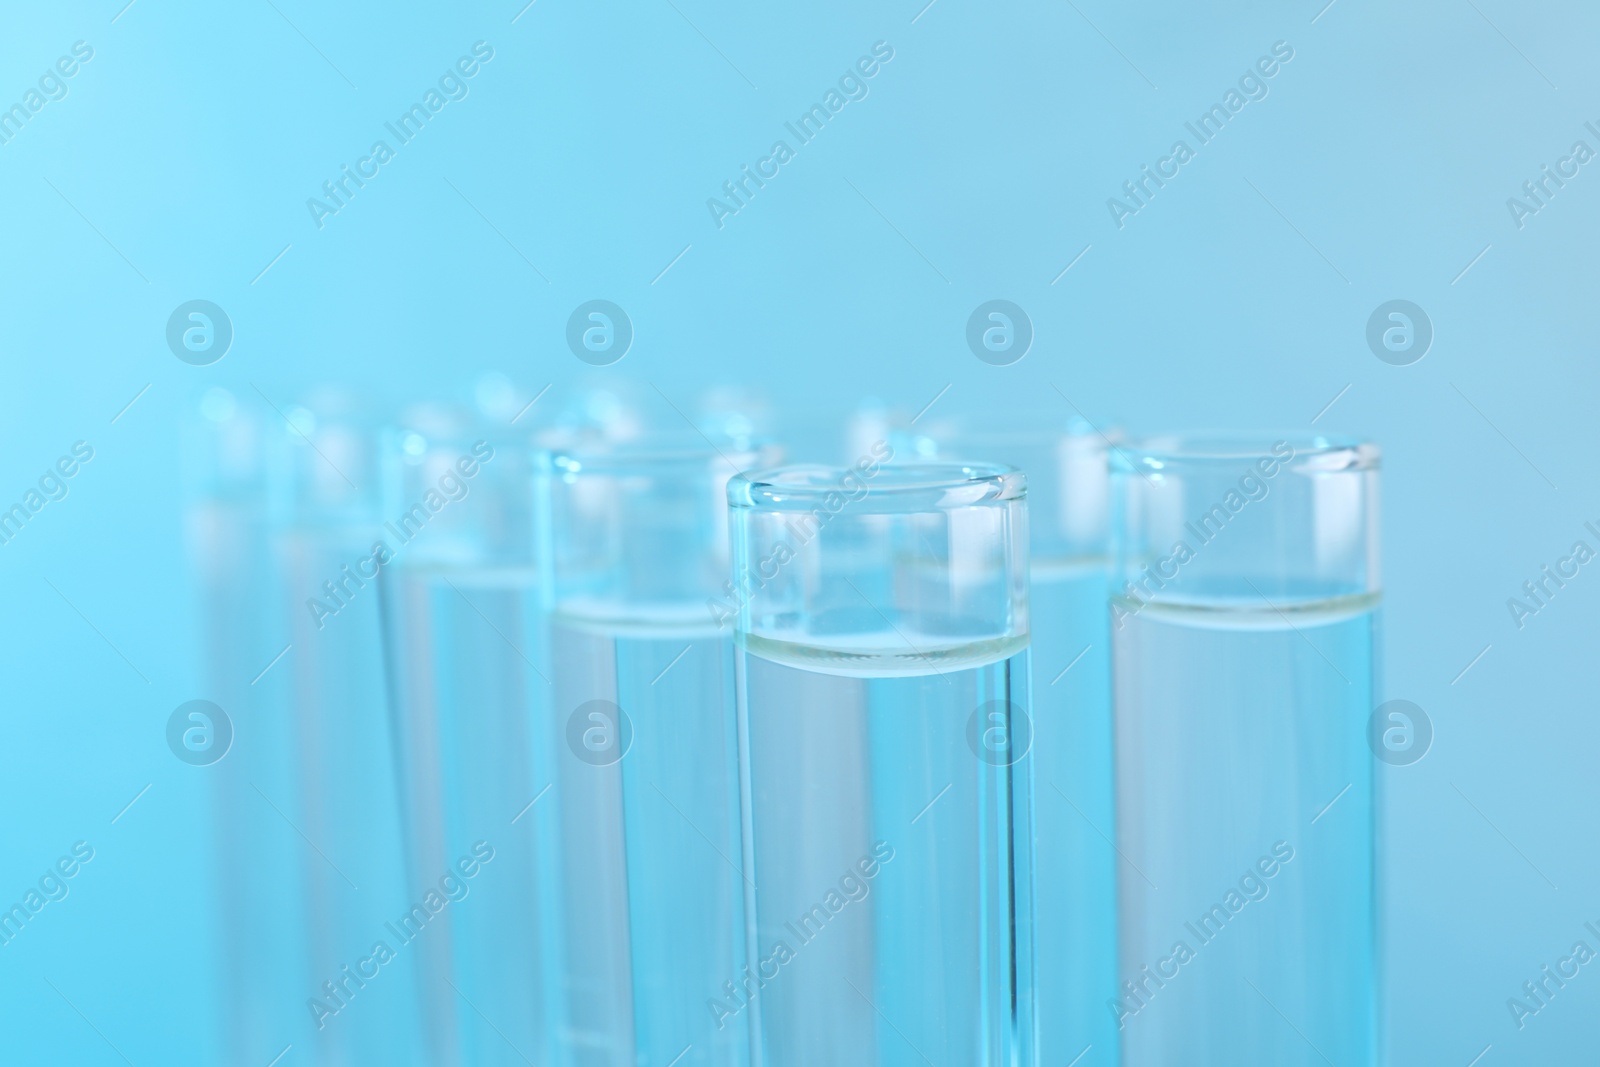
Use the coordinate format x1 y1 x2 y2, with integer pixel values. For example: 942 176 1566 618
184 389 311 1063
539 441 770 1067
269 396 425 1066
376 410 547 1067
903 422 1120 1066
1109 436 1379 1066
728 461 1035 1067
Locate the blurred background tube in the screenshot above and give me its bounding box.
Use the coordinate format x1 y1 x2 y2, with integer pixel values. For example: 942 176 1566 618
1109 436 1379 1066
377 407 546 1067
185 389 309 1065
271 394 423 1067
900 419 1119 1066
729 460 1034 1067
188 388 425 1067
538 438 769 1067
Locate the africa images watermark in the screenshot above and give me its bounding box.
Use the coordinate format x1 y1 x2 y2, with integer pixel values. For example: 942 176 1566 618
1506 919 1600 1031
306 440 495 630
306 41 496 229
308 841 496 1030
1112 440 1297 628
1505 119 1600 231
1106 40 1296 229
0 40 95 148
1109 840 1296 1029
0 440 95 548
706 841 896 1031
0 841 96 948
706 40 896 230
1505 520 1600 631
705 439 894 630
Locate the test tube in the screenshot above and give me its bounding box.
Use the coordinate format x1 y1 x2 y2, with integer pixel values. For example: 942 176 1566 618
376 409 547 1067
538 440 772 1067
728 460 1035 1067
183 388 310 1063
267 395 426 1066
901 421 1119 1065
1108 436 1379 1065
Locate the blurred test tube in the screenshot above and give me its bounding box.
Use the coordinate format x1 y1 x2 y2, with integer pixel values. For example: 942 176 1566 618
538 435 775 1067
377 405 548 1067
187 387 424 1066
185 388 309 1065
270 391 423 1066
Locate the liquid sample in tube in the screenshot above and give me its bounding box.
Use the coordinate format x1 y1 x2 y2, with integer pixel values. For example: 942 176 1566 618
730 461 1035 1067
379 420 547 1067
539 444 763 1067
383 562 549 1066
899 422 1119 1065
1110 436 1379 1066
548 608 743 1066
738 641 1031 1066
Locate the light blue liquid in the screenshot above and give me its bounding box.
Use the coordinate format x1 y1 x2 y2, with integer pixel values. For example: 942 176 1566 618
381 564 549 1067
1030 559 1119 1067
1112 597 1377 1066
545 611 748 1067
736 640 1034 1067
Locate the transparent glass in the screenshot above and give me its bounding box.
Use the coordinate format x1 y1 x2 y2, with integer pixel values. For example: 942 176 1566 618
184 392 311 1065
187 391 426 1066
271 398 429 1067
728 460 1035 1067
538 440 773 1067
376 407 548 1067
1109 435 1379 1066
900 421 1119 1066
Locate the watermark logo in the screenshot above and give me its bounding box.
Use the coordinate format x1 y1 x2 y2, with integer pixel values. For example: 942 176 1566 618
707 41 896 230
966 699 1032 766
1367 699 1432 766
1506 122 1600 231
1507 921 1600 1031
1112 441 1297 629
309 842 495 1029
966 300 1033 366
1365 300 1431 366
0 40 95 150
307 441 495 632
706 440 894 630
0 440 94 549
1111 840 1295 1029
166 300 233 366
1507 525 1599 631
708 842 895 1030
0 841 95 948
1106 41 1295 229
566 699 632 766
306 42 496 230
166 700 233 766
566 300 633 366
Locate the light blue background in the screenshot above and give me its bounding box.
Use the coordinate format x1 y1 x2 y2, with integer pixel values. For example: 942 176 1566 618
1 0 1596 1063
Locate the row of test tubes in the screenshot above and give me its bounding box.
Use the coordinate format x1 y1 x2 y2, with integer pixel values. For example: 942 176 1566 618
186 386 1380 1067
